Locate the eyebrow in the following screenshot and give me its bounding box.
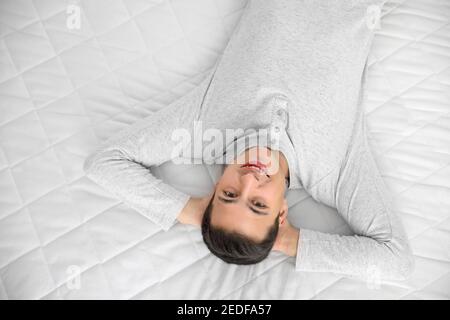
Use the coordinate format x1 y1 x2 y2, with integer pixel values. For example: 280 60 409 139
217 196 270 215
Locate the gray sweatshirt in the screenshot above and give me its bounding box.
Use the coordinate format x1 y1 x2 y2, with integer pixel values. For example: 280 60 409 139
84 0 414 281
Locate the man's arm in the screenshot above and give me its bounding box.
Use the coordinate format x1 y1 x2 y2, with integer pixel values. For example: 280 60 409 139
83 74 213 231
273 216 300 258
177 194 213 227
293 120 415 281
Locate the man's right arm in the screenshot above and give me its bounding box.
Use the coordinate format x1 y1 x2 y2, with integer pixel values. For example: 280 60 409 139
84 73 214 231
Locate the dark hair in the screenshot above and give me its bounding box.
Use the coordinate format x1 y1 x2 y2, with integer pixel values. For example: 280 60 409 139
201 193 280 265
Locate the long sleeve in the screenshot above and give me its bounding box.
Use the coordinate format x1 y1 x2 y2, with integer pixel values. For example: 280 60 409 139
294 116 415 281
83 73 213 231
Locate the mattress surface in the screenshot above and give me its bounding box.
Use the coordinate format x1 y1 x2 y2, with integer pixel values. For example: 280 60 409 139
0 0 449 299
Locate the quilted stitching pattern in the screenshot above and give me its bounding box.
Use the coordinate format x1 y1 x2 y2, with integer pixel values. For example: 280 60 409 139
0 0 449 299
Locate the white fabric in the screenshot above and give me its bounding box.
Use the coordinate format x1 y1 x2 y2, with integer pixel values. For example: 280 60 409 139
84 0 414 281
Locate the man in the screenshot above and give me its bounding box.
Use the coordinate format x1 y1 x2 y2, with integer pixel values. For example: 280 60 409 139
84 0 414 280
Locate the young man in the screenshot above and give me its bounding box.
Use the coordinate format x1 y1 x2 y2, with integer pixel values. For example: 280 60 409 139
84 0 414 280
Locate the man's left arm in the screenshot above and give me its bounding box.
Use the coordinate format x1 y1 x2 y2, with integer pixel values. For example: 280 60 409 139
291 122 415 280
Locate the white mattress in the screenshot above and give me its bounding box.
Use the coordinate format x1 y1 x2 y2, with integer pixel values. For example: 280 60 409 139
0 0 449 299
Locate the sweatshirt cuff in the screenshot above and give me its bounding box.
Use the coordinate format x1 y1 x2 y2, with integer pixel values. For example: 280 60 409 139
154 182 191 232
295 229 320 272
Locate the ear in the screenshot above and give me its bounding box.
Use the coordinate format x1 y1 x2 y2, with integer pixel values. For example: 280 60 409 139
279 198 289 225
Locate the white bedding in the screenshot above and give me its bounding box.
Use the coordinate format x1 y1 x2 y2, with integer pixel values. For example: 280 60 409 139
0 0 449 299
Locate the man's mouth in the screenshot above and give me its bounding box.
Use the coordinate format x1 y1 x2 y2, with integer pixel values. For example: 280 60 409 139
241 161 269 176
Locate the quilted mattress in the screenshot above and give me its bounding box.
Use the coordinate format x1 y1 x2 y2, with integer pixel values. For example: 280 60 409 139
0 0 449 299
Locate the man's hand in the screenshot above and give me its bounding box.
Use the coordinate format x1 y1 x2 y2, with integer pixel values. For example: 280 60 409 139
272 217 300 257
177 193 214 227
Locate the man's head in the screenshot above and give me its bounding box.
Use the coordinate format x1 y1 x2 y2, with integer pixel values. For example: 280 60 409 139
201 147 289 265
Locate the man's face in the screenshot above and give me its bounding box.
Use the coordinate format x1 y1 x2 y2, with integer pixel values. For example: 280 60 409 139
210 147 288 242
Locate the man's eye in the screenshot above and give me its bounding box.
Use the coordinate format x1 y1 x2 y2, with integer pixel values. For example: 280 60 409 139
253 201 267 208
223 191 236 198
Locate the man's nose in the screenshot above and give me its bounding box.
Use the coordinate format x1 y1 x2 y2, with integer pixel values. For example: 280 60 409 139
240 172 261 194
